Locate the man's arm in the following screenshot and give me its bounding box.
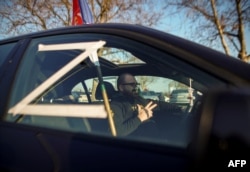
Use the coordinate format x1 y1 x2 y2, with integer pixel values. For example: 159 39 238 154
111 102 141 136
111 101 157 136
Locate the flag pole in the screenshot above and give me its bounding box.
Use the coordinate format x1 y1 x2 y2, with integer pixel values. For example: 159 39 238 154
90 51 117 136
96 66 117 136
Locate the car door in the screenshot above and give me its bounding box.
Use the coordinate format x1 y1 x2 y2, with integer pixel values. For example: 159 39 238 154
0 33 190 171
0 25 250 171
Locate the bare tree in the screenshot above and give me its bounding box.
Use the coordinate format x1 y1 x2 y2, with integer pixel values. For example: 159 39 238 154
137 76 155 91
89 0 165 25
167 0 250 62
0 0 166 37
0 0 71 36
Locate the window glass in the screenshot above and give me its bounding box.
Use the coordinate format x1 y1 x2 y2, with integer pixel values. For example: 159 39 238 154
0 42 16 67
71 82 88 103
6 33 226 148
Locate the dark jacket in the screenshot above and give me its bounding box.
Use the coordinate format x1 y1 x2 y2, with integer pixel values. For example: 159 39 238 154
110 94 143 136
110 93 182 137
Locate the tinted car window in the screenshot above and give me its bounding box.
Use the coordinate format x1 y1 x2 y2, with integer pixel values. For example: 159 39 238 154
6 33 227 148
0 42 16 67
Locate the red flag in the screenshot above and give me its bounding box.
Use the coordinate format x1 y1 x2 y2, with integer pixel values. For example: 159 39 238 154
72 0 94 25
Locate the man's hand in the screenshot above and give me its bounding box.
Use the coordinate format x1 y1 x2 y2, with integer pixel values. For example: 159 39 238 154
137 101 157 122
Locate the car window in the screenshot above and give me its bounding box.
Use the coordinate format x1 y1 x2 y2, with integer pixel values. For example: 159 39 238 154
5 33 226 148
0 42 17 67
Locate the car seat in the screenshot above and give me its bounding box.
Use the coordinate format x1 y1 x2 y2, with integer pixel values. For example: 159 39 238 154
95 81 117 101
88 81 117 134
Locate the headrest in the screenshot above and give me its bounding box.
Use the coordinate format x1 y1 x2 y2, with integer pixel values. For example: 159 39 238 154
95 81 117 100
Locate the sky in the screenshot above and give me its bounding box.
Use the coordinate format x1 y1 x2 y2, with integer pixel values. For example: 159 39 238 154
153 10 250 59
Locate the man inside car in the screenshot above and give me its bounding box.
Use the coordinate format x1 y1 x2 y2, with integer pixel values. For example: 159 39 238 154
110 73 181 137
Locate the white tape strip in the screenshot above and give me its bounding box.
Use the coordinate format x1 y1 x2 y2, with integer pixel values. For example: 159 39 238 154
38 42 105 51
9 41 106 117
8 104 107 118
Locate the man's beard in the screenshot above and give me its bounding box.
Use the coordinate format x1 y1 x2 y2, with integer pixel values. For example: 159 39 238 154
131 88 140 97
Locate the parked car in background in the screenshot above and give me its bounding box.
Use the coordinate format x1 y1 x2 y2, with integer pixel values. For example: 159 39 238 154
0 23 249 171
169 89 195 104
140 91 160 101
170 89 189 104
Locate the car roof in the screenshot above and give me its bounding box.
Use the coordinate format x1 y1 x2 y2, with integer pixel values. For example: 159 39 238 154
1 23 250 83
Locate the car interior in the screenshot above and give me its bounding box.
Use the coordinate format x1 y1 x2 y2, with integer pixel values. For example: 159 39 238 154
12 49 211 147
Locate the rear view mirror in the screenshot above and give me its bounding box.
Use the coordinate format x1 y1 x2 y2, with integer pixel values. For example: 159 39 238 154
190 88 250 170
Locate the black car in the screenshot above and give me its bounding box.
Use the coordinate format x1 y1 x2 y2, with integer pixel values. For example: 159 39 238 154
0 23 250 171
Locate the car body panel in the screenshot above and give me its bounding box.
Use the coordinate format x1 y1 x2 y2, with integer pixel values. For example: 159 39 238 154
0 121 189 171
